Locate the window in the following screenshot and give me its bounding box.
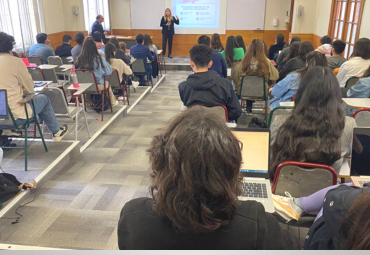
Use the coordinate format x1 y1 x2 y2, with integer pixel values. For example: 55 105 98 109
0 0 39 54
329 0 366 59
83 0 110 35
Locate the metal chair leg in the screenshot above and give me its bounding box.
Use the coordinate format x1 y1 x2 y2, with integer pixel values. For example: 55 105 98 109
82 109 91 139
35 119 48 152
24 125 28 172
75 111 78 141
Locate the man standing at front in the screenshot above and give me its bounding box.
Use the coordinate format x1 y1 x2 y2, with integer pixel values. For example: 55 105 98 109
92 14 108 44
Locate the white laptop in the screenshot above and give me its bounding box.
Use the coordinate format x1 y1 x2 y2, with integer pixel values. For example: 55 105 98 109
0 90 9 123
350 127 370 187
232 128 275 213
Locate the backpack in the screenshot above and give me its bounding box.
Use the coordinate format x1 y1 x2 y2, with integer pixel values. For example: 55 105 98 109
0 173 36 204
91 94 110 112
248 117 267 129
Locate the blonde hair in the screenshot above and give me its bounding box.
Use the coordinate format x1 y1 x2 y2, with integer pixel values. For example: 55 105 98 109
119 42 127 52
164 8 173 22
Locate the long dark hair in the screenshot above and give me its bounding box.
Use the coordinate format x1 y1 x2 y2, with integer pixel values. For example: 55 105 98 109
352 38 370 60
148 107 243 233
282 41 301 64
109 37 120 50
341 191 370 249
270 67 345 180
296 51 328 80
143 34 153 47
225 36 237 67
75 38 105 70
235 35 247 53
105 42 116 64
211 33 223 51
297 41 314 62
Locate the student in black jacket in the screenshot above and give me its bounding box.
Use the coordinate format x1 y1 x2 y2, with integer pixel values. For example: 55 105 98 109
178 44 241 121
268 34 287 60
55 35 73 58
118 107 301 250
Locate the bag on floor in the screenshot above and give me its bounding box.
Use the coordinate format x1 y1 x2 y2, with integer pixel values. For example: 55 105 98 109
248 117 267 129
0 173 36 204
91 94 110 112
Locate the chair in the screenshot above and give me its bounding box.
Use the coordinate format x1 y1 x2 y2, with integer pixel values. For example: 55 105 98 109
131 58 153 88
27 67 46 81
47 56 66 77
28 56 43 66
272 161 338 227
75 69 113 121
0 97 48 171
192 105 228 122
61 57 72 64
272 161 338 198
43 87 91 141
267 106 293 128
239 76 268 122
106 70 129 105
352 108 370 127
157 51 166 74
342 77 360 98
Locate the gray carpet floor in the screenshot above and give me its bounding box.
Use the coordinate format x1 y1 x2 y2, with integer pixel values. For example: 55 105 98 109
0 71 308 249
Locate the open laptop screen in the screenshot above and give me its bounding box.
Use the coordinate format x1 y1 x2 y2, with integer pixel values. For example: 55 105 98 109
0 90 8 120
232 130 270 175
351 127 370 176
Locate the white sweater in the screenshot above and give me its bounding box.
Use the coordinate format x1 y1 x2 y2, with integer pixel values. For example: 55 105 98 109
337 57 370 87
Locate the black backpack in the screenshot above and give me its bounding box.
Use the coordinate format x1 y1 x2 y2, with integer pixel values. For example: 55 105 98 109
0 173 36 204
91 94 110 112
248 117 268 129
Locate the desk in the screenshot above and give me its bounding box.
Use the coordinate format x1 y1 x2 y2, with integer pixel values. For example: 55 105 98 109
38 65 59 70
157 50 166 75
106 35 137 49
280 102 295 107
342 98 370 109
157 50 163 55
67 83 93 113
60 64 73 72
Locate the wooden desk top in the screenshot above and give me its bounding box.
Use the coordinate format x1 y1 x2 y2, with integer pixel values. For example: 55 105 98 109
342 98 370 109
106 35 135 40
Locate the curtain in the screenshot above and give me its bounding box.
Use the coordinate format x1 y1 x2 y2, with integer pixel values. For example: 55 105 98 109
83 0 110 35
0 0 38 55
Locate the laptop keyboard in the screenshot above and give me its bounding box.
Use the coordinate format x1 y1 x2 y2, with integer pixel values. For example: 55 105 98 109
242 182 268 198
358 180 370 187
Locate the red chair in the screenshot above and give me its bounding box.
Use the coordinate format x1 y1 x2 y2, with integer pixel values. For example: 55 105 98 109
75 69 113 121
352 108 370 127
272 161 338 198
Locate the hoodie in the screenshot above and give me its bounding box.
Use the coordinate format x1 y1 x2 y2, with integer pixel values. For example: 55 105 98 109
315 44 332 57
179 71 242 121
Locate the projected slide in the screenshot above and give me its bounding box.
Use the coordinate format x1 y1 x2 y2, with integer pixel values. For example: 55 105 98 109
172 0 220 29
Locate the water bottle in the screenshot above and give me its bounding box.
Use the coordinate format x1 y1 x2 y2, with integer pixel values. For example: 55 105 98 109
71 67 79 88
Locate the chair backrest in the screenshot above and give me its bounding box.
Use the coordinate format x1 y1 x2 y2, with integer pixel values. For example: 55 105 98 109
47 56 63 66
353 108 370 127
75 69 99 94
42 87 69 115
192 105 228 122
345 77 360 89
268 106 293 128
61 57 71 64
27 67 45 81
240 76 266 100
131 58 146 76
272 161 338 198
106 69 121 90
42 69 58 83
28 56 43 66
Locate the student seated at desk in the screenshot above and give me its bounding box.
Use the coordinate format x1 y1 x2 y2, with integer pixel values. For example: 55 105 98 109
269 67 356 181
109 37 131 65
276 41 300 72
0 32 68 142
92 31 106 59
198 35 227 79
268 34 287 61
143 34 159 79
75 38 117 107
117 107 301 250
273 183 370 250
327 40 347 69
276 36 301 66
179 44 242 122
269 51 327 110
55 35 73 58
130 34 154 86
221 36 244 68
29 33 55 64
71 32 85 61
315 35 333 57
343 65 370 116
210 33 224 52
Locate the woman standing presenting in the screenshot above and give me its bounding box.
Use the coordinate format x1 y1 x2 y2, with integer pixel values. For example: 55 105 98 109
160 8 180 58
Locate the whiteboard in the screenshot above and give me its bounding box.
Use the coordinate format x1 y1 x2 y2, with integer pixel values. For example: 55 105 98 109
130 0 165 29
226 0 266 30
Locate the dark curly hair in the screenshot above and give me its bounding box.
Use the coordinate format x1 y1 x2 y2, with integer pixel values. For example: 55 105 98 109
189 44 212 68
147 107 243 233
270 66 345 180
0 32 16 53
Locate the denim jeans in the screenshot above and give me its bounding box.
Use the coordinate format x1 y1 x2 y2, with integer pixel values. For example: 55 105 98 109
138 63 153 84
16 94 60 134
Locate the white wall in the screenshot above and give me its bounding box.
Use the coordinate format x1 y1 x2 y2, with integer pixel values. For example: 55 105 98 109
265 0 291 30
360 0 370 38
61 0 85 31
291 0 318 34
313 0 332 36
110 0 131 29
40 0 64 34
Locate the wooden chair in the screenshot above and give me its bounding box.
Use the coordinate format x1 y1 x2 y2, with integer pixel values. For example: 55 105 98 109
75 69 113 121
352 108 370 127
